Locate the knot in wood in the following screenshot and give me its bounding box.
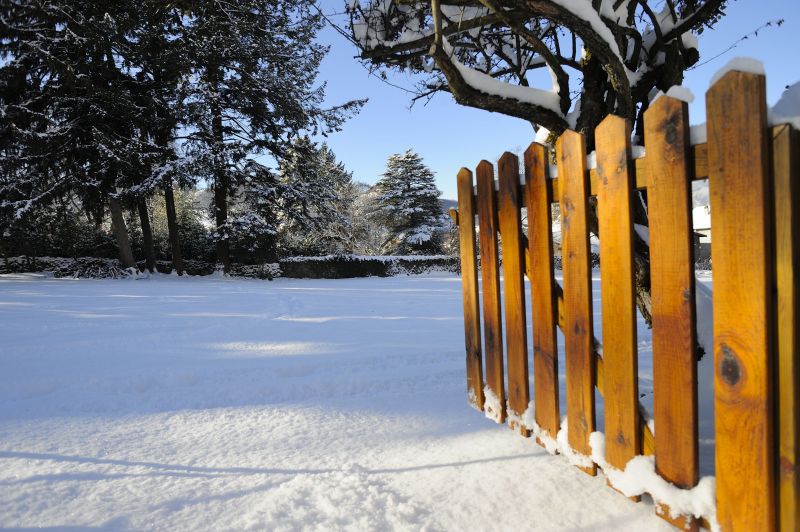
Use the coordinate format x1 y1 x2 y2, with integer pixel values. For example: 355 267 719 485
719 344 741 386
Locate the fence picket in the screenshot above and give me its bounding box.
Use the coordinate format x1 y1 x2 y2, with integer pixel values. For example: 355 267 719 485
457 168 485 411
645 96 699 530
772 123 800 532
497 152 530 435
557 130 597 476
595 116 641 487
454 68 795 530
525 143 560 443
476 160 506 423
708 71 775 531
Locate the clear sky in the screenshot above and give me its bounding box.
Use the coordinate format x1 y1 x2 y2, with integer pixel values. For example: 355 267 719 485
315 0 800 200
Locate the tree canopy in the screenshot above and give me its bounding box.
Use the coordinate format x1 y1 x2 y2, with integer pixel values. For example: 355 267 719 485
346 0 727 143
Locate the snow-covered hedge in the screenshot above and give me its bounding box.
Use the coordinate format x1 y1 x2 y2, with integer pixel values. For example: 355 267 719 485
0 256 135 279
0 255 458 279
279 255 459 278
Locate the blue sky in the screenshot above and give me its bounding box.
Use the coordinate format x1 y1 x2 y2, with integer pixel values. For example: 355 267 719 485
315 0 800 200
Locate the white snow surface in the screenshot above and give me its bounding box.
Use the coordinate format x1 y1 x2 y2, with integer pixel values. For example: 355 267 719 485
0 272 716 530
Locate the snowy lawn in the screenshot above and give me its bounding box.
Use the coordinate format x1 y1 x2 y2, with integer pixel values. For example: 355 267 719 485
0 272 712 531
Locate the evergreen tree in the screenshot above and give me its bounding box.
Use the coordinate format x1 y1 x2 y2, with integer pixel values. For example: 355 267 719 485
276 142 358 256
173 0 363 271
234 139 355 259
0 0 161 268
373 150 445 255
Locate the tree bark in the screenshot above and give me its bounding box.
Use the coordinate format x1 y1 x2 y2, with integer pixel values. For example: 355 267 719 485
209 64 231 273
137 198 157 272
163 179 184 275
109 196 136 269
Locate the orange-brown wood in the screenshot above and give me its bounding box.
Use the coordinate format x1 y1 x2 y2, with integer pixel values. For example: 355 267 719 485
772 124 800 532
497 152 531 436
708 71 775 531
472 142 709 209
476 160 506 423
595 116 641 480
525 143 561 442
456 169 485 411
645 97 699 531
557 130 596 476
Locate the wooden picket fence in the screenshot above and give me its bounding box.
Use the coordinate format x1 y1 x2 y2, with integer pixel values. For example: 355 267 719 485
453 70 799 531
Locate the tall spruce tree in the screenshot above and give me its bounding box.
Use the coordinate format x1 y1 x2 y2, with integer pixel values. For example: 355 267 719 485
235 138 354 259
373 150 445 255
0 0 160 268
174 0 363 271
275 142 358 256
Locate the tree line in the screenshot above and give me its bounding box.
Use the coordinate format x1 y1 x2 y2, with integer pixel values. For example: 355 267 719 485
0 0 410 273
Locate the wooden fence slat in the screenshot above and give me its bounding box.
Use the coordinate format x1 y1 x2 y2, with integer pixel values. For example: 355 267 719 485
708 70 775 531
645 97 699 531
476 160 506 423
772 123 800 532
557 130 597 476
498 152 531 436
473 142 710 211
457 168 485 411
595 116 641 483
525 143 561 443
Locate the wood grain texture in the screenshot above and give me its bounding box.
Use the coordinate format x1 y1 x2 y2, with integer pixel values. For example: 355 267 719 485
595 116 641 478
497 152 530 435
519 227 657 455
644 97 699 531
525 143 561 442
473 142 709 209
772 124 799 532
476 160 506 423
707 71 775 531
457 169 485 411
557 130 597 476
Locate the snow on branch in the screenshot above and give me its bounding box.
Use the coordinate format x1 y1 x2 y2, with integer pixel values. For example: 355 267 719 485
346 0 724 137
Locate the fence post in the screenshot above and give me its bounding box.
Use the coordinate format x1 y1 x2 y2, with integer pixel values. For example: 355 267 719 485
476 160 506 423
708 70 776 531
645 96 699 530
557 130 597 476
457 168 485 411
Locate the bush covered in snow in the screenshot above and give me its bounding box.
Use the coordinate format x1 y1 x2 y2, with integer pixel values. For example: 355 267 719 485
280 255 458 278
1 255 457 279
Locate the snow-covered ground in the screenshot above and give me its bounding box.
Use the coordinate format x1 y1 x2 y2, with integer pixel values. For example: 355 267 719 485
0 272 712 531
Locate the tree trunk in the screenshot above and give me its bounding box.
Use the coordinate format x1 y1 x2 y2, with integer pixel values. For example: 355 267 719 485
109 196 136 269
137 198 156 272
163 180 184 275
206 59 231 274
213 178 230 272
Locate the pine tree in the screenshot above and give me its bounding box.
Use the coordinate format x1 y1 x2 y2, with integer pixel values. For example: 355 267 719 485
304 144 359 255
173 0 363 271
0 0 162 268
373 150 445 255
235 139 356 259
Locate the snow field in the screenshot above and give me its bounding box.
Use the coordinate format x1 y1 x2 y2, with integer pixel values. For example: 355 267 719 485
0 272 705 530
